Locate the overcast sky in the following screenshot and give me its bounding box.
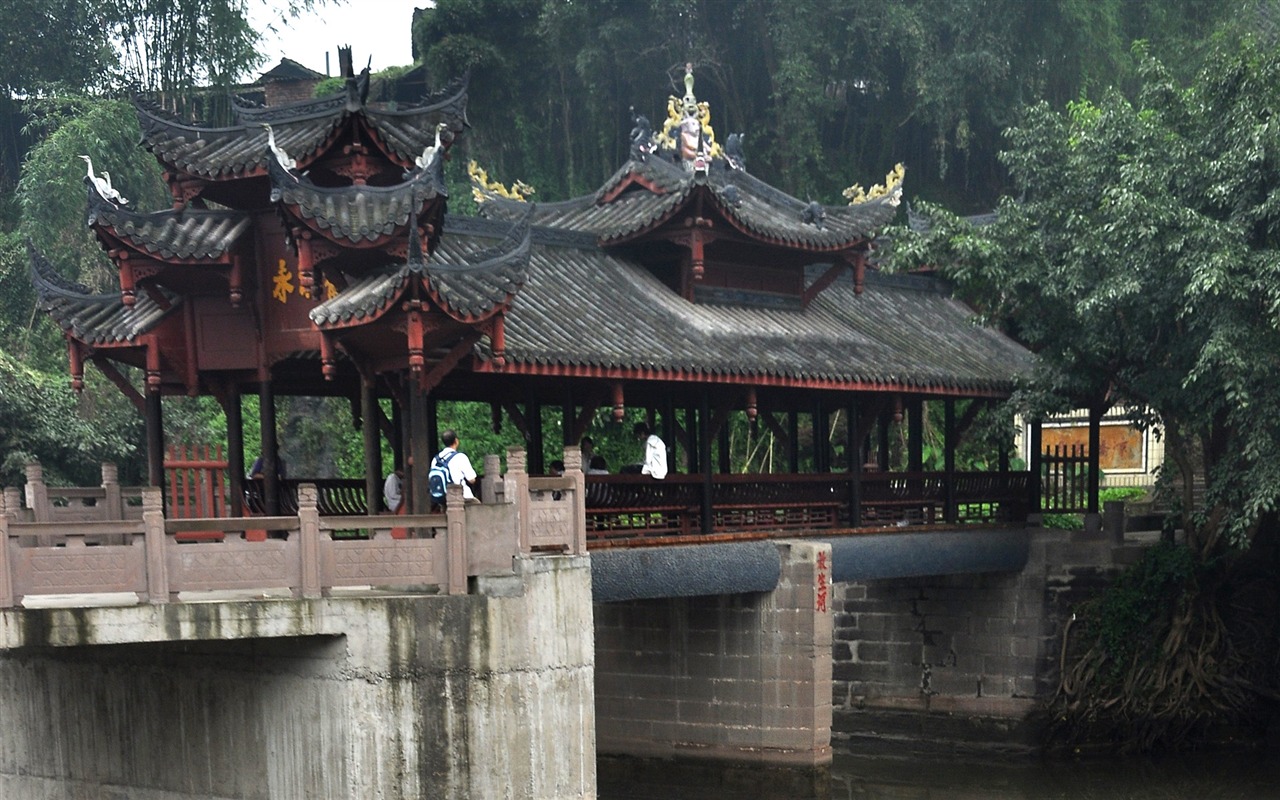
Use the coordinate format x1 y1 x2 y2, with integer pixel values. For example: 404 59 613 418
251 1 423 78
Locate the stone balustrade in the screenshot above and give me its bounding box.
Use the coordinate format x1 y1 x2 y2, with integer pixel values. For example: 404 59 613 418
0 448 585 608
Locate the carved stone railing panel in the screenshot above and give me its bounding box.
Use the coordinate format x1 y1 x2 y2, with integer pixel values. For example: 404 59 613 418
11 539 147 596
322 537 440 588
166 540 300 592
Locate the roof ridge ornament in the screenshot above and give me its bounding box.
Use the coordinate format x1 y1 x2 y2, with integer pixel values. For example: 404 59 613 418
79 155 129 207
468 160 535 204
652 64 722 173
843 163 905 206
261 123 297 173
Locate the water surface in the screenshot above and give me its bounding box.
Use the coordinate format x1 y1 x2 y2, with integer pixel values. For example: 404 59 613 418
599 750 1280 799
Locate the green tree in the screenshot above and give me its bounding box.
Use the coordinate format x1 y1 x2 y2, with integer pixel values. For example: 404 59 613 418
417 0 1235 209
892 38 1280 748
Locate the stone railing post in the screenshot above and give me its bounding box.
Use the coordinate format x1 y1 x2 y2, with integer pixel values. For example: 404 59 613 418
298 483 321 599
0 499 13 608
24 463 49 522
505 447 531 553
563 446 587 555
2 488 21 522
142 487 169 603
101 462 123 520
480 453 505 504
444 484 467 595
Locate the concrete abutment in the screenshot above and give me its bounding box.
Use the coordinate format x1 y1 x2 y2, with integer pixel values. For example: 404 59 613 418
593 541 833 767
0 555 595 799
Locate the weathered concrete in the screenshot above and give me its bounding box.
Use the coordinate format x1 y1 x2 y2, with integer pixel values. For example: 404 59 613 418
594 541 832 767
0 555 596 799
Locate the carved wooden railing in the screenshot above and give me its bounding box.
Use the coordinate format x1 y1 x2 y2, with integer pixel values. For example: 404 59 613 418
0 450 587 609
584 470 1031 540
244 478 370 516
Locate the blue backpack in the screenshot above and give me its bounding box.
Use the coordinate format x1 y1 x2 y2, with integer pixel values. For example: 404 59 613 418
428 450 458 504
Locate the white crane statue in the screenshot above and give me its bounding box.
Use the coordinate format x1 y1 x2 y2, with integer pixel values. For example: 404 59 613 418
414 122 449 171
261 123 297 171
79 155 128 205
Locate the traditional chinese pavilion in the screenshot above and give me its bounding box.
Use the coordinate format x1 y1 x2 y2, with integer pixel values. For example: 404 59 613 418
32 59 1041 538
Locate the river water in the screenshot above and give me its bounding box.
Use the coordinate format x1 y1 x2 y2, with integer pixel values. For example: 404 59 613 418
599 750 1280 799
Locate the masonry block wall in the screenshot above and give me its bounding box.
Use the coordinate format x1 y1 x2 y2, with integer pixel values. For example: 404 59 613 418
594 541 833 766
830 529 1119 753
264 80 321 107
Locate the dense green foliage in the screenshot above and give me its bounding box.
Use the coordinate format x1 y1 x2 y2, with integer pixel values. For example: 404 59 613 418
416 0 1230 209
895 39 1280 558
895 35 1280 748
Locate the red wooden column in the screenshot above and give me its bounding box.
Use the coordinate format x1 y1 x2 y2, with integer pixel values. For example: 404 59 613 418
225 388 245 518
699 389 714 534
145 389 165 490
1028 419 1043 520
409 384 430 515
847 397 862 527
944 398 957 523
907 398 923 473
259 377 280 516
1087 404 1102 516
361 376 381 515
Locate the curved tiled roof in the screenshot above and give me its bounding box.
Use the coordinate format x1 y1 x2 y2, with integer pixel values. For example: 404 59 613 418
441 216 1030 394
268 154 447 244
29 246 177 345
136 75 469 180
310 209 531 327
480 156 901 251
87 185 251 261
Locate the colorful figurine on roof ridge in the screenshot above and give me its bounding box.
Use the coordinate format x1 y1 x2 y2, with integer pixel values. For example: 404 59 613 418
653 64 721 172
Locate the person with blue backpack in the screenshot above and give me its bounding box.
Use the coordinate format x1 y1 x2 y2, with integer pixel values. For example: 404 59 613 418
428 429 477 508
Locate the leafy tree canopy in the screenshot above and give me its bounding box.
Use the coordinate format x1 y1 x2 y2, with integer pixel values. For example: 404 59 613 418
892 38 1280 557
416 0 1234 209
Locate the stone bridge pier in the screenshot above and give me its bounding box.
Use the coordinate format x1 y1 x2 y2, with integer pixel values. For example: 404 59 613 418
0 555 595 800
593 541 834 767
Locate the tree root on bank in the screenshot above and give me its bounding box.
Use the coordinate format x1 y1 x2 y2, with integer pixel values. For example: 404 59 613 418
1044 569 1275 753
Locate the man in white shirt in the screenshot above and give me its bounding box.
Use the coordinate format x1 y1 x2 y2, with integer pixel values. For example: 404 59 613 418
437 429 478 501
634 422 668 480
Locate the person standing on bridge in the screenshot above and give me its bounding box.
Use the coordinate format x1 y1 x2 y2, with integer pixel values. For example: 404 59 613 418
433 429 478 504
634 422 668 480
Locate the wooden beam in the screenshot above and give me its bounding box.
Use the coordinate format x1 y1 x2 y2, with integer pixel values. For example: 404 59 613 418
418 332 480 394
90 357 145 414
955 398 986 442
503 401 530 441
801 260 846 307
758 411 791 452
569 387 610 444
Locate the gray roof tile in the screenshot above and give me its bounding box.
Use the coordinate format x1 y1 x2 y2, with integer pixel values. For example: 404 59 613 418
30 245 177 344
481 156 901 250
137 76 468 179
443 216 1030 393
86 185 250 260
268 154 447 244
